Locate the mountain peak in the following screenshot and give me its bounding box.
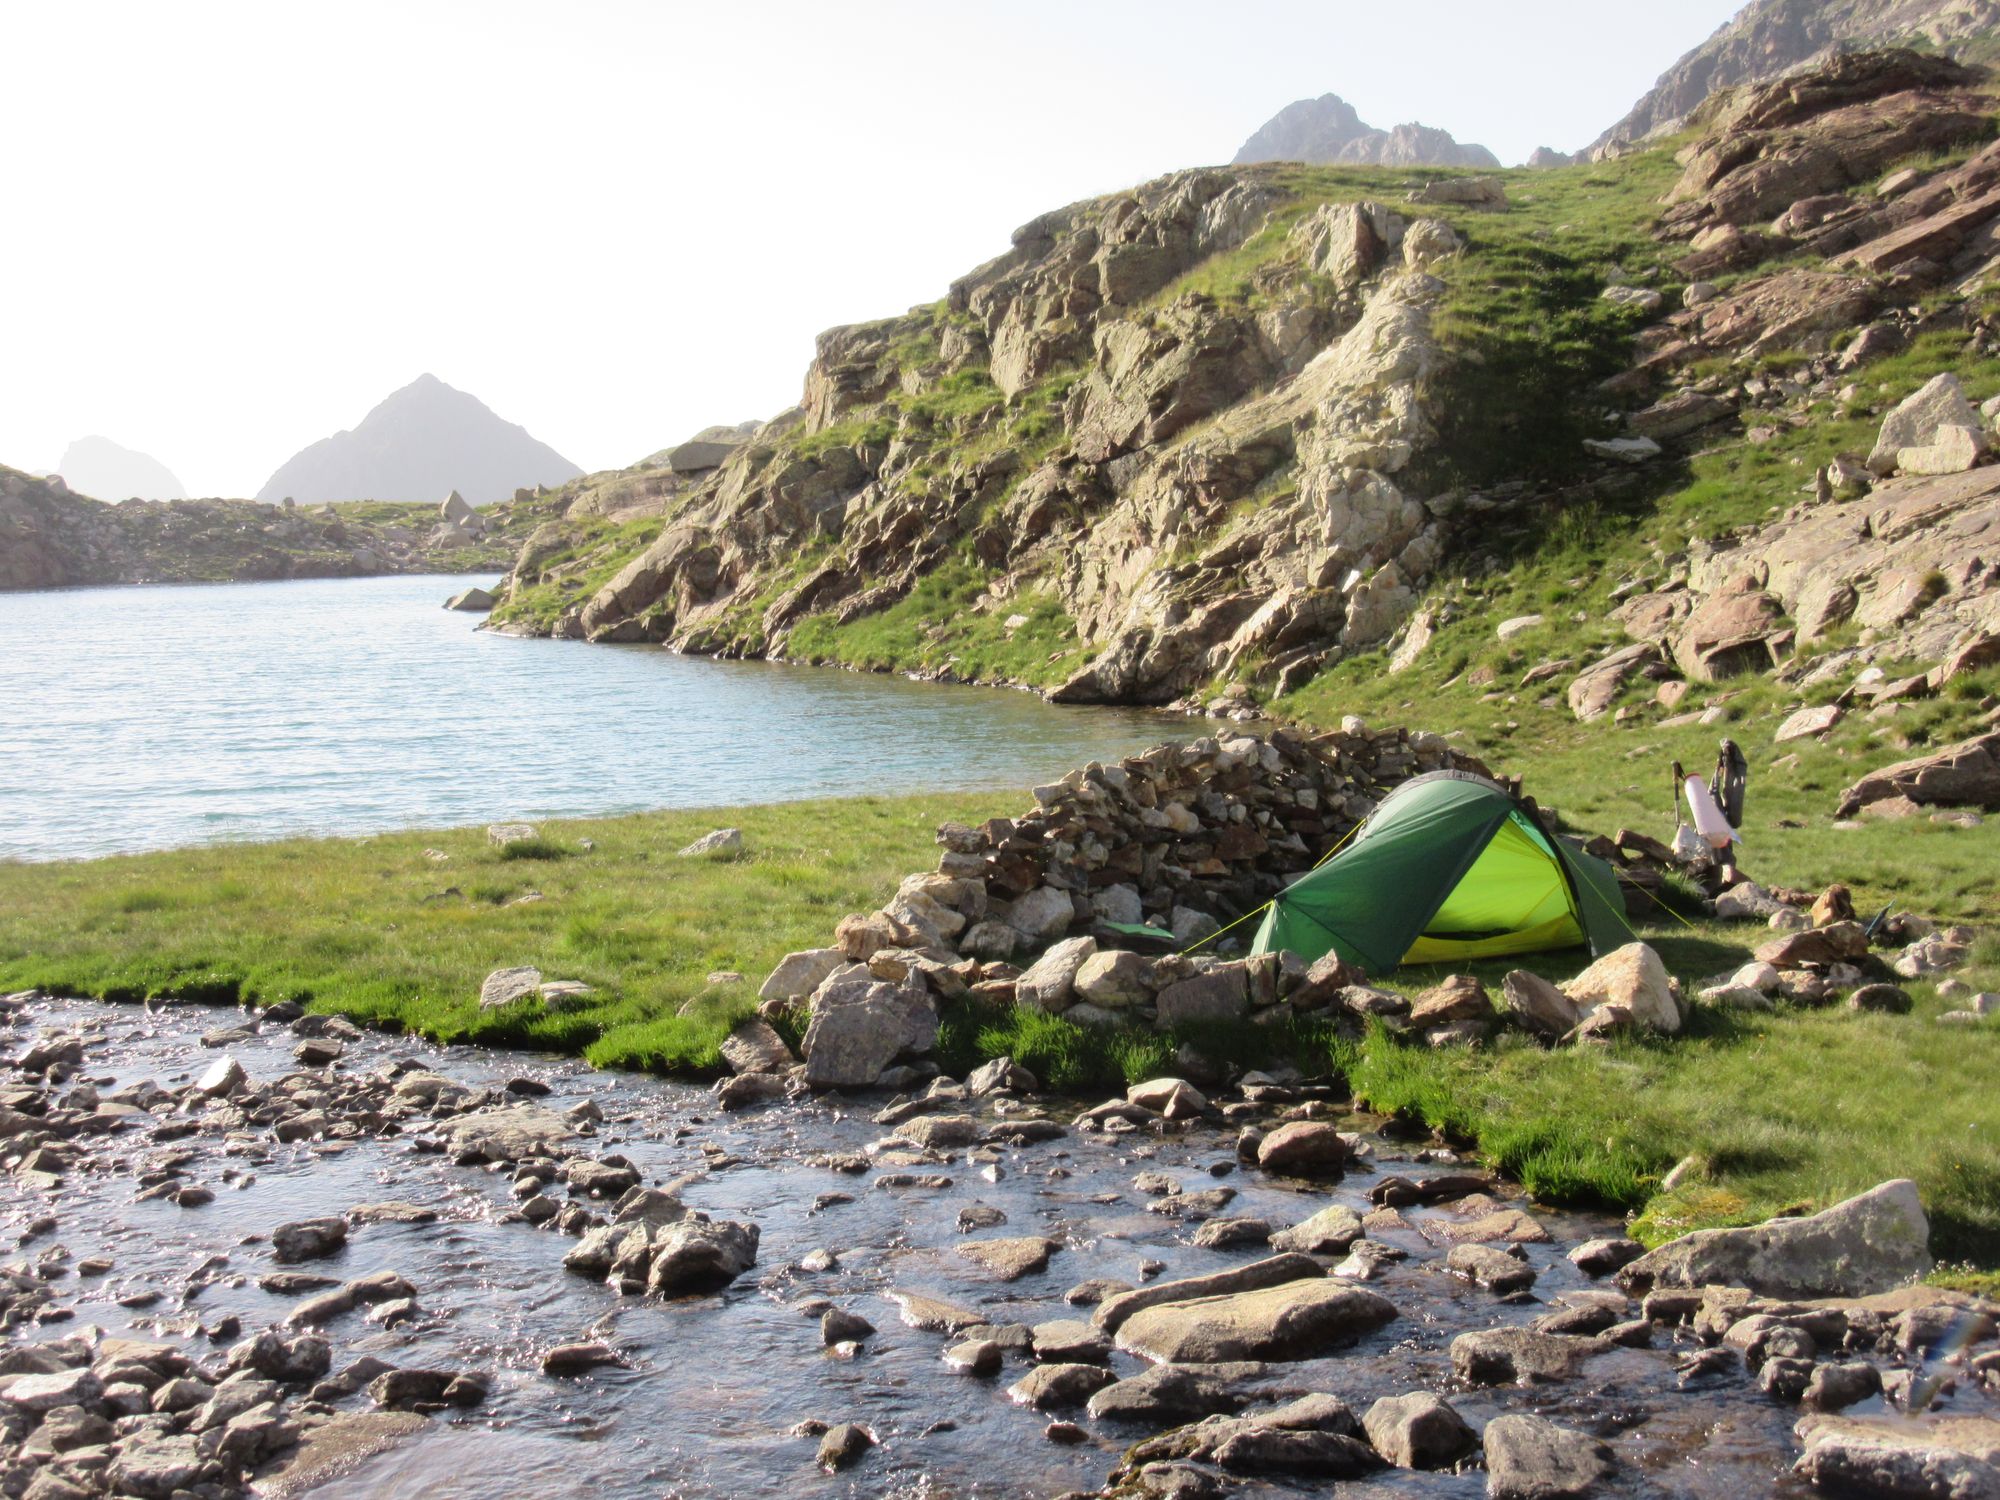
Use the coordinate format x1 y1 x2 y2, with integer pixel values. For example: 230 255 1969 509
55 435 187 502
1233 91 1499 169
255 378 582 506
1592 0 2000 154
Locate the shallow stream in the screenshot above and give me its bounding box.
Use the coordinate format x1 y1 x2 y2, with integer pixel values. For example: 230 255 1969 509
5 996 1987 1498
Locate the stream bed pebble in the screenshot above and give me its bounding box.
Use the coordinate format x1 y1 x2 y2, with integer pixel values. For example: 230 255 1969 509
1 992 1995 1498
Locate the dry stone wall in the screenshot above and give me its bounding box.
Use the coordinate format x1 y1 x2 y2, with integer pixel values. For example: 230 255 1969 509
760 727 1492 1087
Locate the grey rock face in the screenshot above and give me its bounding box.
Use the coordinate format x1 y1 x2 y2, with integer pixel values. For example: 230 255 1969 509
1592 0 2000 157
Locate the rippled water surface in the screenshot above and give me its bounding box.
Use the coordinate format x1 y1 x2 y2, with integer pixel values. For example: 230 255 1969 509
0 576 1200 861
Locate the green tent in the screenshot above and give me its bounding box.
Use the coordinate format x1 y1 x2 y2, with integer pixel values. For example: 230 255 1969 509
1251 771 1635 975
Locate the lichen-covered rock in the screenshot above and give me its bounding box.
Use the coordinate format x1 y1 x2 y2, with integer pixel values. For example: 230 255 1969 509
1618 1179 1931 1298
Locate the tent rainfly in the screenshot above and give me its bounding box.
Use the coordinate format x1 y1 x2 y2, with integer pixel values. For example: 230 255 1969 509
1251 771 1635 975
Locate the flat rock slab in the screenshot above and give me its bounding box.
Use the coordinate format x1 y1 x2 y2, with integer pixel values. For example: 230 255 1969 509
1795 1412 2000 1466
886 1289 989 1332
1620 1178 1931 1299
1095 1253 1323 1333
1269 1204 1364 1255
445 1104 574 1162
253 1411 428 1498
958 1236 1060 1280
1450 1327 1596 1385
1422 1207 1550 1245
1116 1279 1397 1363
1484 1414 1616 1499
347 1201 440 1225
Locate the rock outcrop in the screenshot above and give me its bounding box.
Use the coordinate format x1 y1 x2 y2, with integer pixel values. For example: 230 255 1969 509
1592 0 2000 157
485 167 1487 705
1233 93 1500 169
478 45 2000 737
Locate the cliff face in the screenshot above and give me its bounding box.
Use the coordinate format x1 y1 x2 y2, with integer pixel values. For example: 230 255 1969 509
255 374 582 506
491 168 1521 705
0 466 526 592
1593 0 2000 154
1232 93 1499 169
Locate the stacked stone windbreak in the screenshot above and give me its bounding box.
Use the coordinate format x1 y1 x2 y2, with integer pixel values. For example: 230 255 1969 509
761 727 1488 1089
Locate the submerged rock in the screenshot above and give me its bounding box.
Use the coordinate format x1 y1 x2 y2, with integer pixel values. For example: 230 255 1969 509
1115 1279 1396 1363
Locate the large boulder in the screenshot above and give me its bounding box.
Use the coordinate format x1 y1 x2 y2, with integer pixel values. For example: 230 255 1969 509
646 1217 760 1294
801 975 937 1088
1619 1179 1931 1298
1869 373 1981 475
1502 971 1580 1038
478 965 542 1009
1072 950 1155 1009
718 1019 794 1076
1015 936 1098 1013
758 948 847 1004
1268 1204 1365 1254
1561 943 1679 1033
1836 730 2000 817
1114 1279 1396 1363
1155 963 1250 1025
1673 589 1784 680
1256 1121 1351 1176
1006 885 1075 941
1363 1391 1477 1470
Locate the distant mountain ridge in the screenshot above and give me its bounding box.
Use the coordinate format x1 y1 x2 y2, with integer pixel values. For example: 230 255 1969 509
56 436 186 502
256 374 582 506
1592 0 2000 154
1233 93 1499 169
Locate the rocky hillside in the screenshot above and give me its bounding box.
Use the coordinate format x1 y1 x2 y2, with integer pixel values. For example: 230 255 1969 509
1233 93 1499 168
487 164 1625 702
255 373 582 506
54 435 187 501
1593 0 2000 155
0 465 529 591
487 49 2000 746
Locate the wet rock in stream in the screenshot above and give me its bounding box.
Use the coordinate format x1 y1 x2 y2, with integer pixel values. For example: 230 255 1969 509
1 992 1998 1500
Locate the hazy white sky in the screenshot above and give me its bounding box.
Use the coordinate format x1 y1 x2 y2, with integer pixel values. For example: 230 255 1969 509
2 0 1743 497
